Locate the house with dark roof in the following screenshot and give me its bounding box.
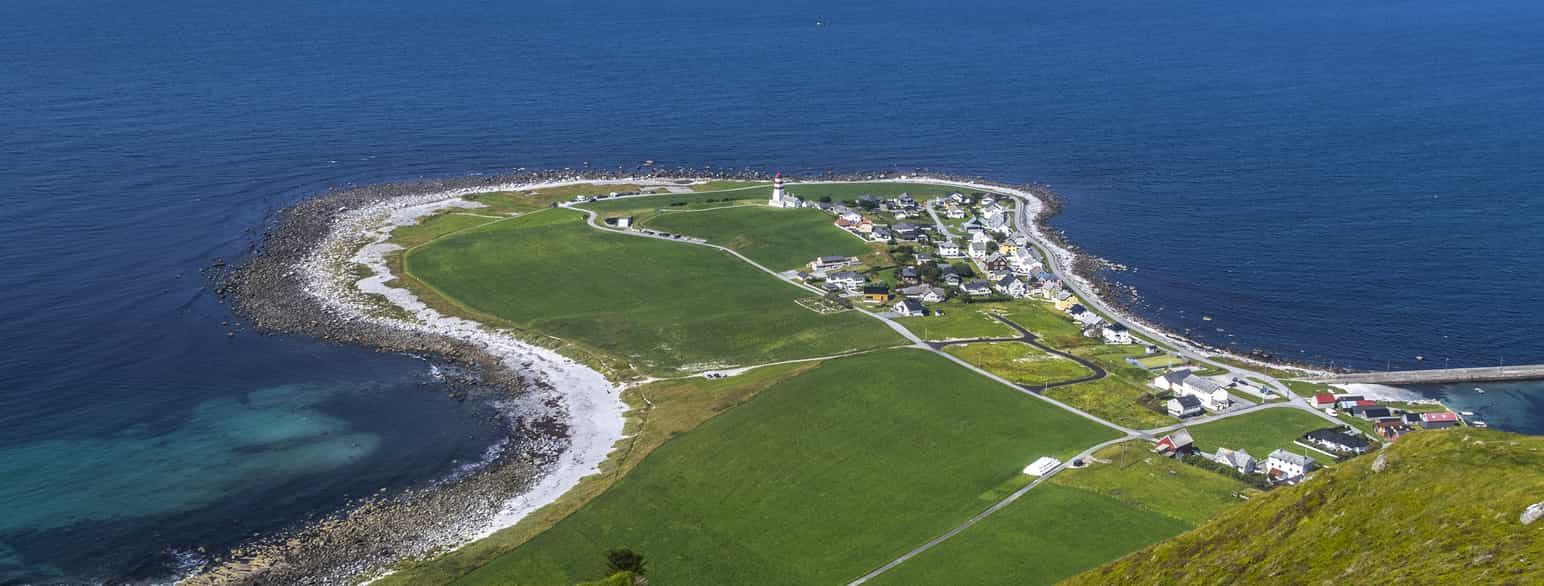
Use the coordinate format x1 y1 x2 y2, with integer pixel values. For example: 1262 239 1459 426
1102 323 1133 345
1358 407 1393 420
861 285 890 304
893 299 926 317
1302 428 1373 455
826 271 866 290
1167 395 1204 418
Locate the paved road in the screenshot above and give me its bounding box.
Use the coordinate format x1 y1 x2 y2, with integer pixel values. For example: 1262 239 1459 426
925 199 955 241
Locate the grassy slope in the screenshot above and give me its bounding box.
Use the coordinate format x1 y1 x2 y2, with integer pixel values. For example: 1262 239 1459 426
1185 408 1334 463
1000 302 1095 349
454 350 1119 585
377 362 819 586
577 187 773 223
403 210 901 375
945 341 1094 385
641 206 872 271
1067 429 1544 585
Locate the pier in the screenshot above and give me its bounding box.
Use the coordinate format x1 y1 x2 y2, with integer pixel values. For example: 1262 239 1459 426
1307 364 1544 385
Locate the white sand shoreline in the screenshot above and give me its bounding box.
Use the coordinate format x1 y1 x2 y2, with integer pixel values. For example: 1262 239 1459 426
301 178 645 575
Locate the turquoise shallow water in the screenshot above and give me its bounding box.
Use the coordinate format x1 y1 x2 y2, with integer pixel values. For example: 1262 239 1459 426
3 0 1543 581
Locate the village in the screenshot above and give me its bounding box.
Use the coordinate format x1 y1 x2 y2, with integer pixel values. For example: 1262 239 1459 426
767 177 1473 490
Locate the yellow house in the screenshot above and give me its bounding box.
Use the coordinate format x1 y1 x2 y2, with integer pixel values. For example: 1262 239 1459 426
1055 296 1079 311
998 242 1019 255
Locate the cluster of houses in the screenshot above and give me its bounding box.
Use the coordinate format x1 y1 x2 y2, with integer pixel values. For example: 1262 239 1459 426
1152 429 1320 485
1152 369 1235 418
1310 393 1462 440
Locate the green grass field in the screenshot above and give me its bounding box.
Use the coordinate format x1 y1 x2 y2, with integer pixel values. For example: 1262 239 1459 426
1051 442 1254 525
451 350 1120 585
895 304 1016 341
999 302 1093 348
871 440 1252 586
944 342 1094 385
641 206 872 271
402 210 901 375
1184 408 1334 463
869 484 1192 586
1046 377 1175 429
577 186 773 223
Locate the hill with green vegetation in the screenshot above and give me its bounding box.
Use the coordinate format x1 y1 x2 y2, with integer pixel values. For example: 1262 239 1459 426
1065 429 1544 585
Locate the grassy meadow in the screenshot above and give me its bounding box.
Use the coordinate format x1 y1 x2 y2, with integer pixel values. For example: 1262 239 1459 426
944 342 1094 385
447 350 1119 585
896 303 1017 341
641 205 872 271
1184 407 1335 462
401 209 901 376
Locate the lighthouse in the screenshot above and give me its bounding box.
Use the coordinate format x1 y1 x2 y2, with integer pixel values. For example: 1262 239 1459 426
768 172 800 208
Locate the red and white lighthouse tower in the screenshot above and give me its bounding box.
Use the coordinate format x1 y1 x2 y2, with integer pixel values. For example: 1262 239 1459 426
768 172 797 208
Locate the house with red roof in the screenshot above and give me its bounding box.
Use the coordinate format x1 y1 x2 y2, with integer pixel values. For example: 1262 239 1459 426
1313 393 1337 407
1421 411 1460 429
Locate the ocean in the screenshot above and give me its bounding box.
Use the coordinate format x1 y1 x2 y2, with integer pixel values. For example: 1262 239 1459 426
3 0 1543 581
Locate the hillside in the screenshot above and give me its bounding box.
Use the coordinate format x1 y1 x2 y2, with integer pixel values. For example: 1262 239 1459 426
1064 429 1544 585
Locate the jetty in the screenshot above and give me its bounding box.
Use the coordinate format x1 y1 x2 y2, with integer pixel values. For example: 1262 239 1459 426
1307 364 1544 385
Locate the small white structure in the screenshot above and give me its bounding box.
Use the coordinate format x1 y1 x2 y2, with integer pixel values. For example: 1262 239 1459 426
937 241 963 258
1022 456 1061 477
767 172 801 208
893 299 927 317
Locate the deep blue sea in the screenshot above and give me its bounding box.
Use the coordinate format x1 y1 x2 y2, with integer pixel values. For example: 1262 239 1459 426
3 0 1543 582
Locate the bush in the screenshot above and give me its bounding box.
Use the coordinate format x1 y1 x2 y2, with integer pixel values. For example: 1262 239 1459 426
606 549 647 575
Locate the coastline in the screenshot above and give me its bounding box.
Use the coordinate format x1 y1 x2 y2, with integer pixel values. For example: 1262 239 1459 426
208 168 1347 584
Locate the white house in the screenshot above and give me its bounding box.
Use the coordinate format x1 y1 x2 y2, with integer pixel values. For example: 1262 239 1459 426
997 277 1030 298
944 205 967 219
893 299 927 317
1265 449 1315 482
1156 370 1231 412
1101 323 1133 344
826 271 866 290
961 280 993 296
899 284 948 303
1214 447 1256 474
808 255 854 272
937 241 963 258
1070 305 1103 327
948 191 968 205
1167 395 1204 418
968 240 993 259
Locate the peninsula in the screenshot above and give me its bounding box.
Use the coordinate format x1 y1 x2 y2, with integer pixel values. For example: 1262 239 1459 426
216 171 1544 585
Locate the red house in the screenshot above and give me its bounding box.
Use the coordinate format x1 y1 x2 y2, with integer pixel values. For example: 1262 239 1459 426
1313 393 1337 407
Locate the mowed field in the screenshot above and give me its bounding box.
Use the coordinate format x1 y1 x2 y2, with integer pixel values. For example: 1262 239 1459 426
944 342 1095 385
403 209 901 375
451 350 1120 585
1185 408 1336 464
872 442 1252 585
642 206 871 271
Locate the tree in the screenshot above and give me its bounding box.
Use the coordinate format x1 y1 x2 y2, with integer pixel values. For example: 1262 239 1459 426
818 195 832 203
607 549 647 575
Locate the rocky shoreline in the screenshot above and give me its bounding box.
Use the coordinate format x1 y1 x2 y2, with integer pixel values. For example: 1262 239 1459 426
204 166 1327 585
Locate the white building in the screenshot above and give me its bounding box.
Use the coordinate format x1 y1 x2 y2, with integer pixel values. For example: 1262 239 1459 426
1214 448 1256 474
1022 456 1061 477
767 172 801 208
1167 395 1204 418
1101 323 1133 344
1265 449 1315 482
937 241 962 258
